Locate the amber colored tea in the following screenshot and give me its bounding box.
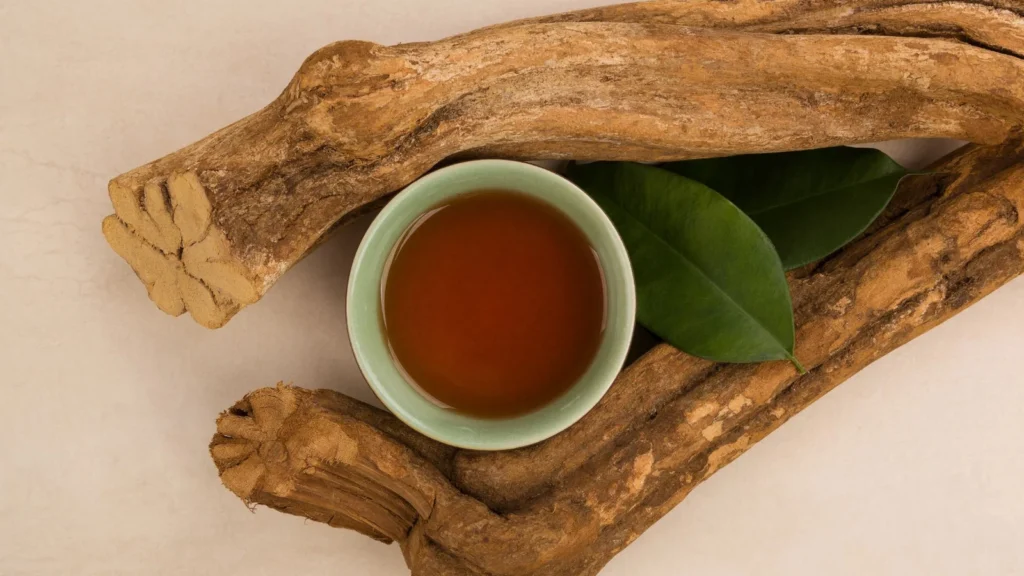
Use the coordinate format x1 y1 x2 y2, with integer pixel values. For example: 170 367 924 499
381 190 606 418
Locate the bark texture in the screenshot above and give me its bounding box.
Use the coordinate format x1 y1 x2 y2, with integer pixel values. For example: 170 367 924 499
211 139 1024 576
510 0 1024 58
103 0 1024 327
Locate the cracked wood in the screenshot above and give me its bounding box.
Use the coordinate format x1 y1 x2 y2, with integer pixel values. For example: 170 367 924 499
210 138 1024 576
102 0 1024 327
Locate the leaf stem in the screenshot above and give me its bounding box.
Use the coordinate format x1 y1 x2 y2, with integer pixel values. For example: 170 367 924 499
786 352 807 375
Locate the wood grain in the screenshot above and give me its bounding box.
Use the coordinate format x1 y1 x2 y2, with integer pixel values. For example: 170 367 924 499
114 2 1024 572
211 139 1024 575
102 0 1024 327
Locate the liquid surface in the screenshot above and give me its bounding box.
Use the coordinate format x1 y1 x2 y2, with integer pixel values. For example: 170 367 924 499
382 190 606 418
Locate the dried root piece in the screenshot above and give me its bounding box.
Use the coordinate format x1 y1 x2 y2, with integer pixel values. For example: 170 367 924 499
103 171 256 327
104 0 1024 327
515 0 1024 57
211 140 1024 575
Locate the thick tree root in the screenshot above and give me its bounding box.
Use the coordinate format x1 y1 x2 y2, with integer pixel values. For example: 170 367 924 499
104 0 1024 327
211 140 1024 575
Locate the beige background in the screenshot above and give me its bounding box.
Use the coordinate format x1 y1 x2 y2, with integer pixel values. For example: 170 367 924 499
2 1 1023 574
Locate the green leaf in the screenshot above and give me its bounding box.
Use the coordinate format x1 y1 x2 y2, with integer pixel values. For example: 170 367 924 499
662 147 907 270
567 162 797 366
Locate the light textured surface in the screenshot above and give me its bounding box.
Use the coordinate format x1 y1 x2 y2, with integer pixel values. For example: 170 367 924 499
0 2 1021 575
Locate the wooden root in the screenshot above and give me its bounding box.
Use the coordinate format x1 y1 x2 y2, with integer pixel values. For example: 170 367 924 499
211 139 1024 576
103 0 1024 327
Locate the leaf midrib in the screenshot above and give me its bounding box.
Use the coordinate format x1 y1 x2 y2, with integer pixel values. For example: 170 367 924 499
742 171 902 217
604 193 789 356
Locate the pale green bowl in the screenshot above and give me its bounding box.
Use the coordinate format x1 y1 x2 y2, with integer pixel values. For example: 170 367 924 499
347 160 635 450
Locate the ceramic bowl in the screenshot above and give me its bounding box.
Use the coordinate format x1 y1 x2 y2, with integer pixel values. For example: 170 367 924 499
347 160 635 450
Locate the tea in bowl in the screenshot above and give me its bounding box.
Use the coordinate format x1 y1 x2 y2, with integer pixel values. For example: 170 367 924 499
347 160 634 450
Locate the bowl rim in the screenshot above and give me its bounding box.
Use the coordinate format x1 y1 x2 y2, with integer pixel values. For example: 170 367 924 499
346 159 635 450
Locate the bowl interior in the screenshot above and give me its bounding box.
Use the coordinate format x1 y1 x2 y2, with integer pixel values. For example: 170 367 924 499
347 160 635 450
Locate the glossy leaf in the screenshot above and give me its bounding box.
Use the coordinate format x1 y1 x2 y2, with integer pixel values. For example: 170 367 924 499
567 162 798 366
663 147 907 269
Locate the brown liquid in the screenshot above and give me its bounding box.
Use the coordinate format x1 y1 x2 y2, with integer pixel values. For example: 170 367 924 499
382 190 606 418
